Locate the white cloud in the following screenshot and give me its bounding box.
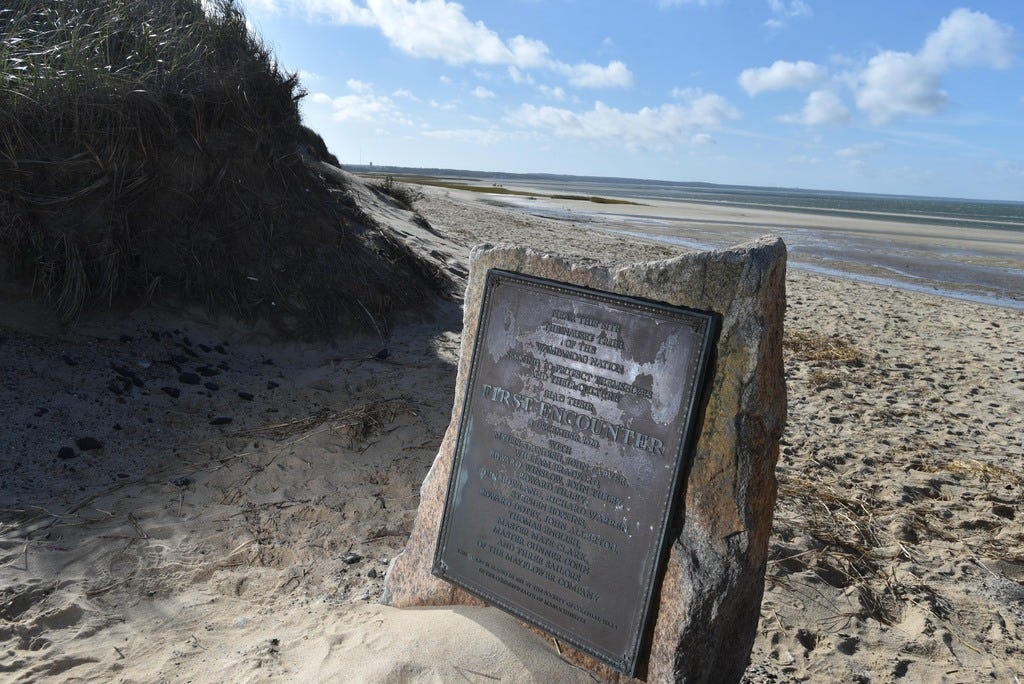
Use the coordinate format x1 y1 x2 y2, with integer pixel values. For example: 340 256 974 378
508 66 533 85
473 85 495 99
507 92 738 150
854 51 945 124
346 78 373 93
854 9 1015 124
276 0 631 89
557 60 634 89
297 0 374 25
422 128 504 144
739 60 826 96
393 88 419 101
246 0 281 11
439 75 453 85
310 85 411 125
779 90 850 125
316 93 402 123
691 133 715 145
539 85 567 101
920 8 1015 70
764 0 811 30
768 0 811 18
836 142 884 159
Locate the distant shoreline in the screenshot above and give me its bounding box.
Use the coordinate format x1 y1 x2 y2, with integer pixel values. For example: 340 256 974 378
348 164 1024 210
392 176 1024 311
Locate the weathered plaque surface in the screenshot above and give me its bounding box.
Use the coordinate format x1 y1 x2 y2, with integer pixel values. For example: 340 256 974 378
433 269 716 675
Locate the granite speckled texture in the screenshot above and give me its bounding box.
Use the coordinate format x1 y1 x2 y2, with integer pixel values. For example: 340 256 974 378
384 238 787 683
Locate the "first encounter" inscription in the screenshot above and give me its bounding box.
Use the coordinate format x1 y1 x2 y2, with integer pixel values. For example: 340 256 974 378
433 270 716 676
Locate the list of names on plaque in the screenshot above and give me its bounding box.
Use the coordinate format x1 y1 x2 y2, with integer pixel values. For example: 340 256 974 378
434 270 715 675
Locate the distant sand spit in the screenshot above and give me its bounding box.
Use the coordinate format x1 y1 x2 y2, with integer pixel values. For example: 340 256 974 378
458 182 1024 309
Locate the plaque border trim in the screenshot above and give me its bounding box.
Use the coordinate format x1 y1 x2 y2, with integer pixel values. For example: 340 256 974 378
432 268 718 676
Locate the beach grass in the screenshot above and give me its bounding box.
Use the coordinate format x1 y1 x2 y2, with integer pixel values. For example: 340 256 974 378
0 0 433 335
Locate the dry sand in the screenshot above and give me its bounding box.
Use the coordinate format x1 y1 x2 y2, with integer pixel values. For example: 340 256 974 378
2 178 1023 682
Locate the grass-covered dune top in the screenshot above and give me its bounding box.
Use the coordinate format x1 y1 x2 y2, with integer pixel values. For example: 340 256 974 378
0 0 434 336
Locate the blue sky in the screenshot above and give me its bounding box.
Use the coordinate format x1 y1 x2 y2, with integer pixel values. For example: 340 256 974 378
237 1 1024 201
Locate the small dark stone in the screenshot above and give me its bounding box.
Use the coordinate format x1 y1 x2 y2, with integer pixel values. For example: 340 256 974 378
108 378 132 396
217 362 231 371
214 345 227 354
178 372 201 385
111 363 131 378
993 504 1015 520
197 366 220 377
57 446 76 460
238 391 254 401
175 343 199 359
209 416 232 426
162 386 181 398
149 330 162 341
341 552 362 565
270 638 280 647
171 476 194 488
266 381 279 390
183 336 192 347
367 567 378 579
119 335 134 343
113 423 123 431
204 382 219 391
261 358 275 366
34 407 48 418
116 472 129 479
373 348 390 360
75 437 103 451
111 364 145 388
171 354 188 364
61 354 78 367
198 344 212 353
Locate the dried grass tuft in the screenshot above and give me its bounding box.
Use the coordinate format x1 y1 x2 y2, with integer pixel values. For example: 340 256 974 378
933 458 1023 486
234 399 414 448
370 176 425 211
785 329 863 365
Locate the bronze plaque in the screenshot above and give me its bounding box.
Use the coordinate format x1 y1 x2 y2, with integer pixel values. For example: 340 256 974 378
433 270 716 676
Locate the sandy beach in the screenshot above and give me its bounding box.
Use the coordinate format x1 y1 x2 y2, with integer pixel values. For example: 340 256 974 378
2 175 1023 682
